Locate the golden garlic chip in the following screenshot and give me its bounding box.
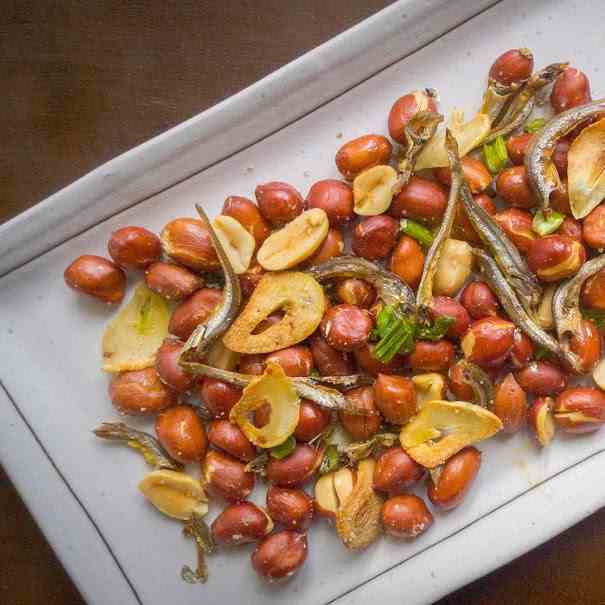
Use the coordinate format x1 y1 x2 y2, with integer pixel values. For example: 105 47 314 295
229 363 300 448
139 469 208 520
400 399 502 468
223 271 326 353
102 283 171 372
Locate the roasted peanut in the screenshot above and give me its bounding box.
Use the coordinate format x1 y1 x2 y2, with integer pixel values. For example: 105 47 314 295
496 166 535 209
553 139 571 177
251 531 308 581
144 262 202 301
551 181 572 214
257 208 329 270
406 339 455 372
339 386 382 440
489 48 534 85
161 218 219 271
582 268 605 311
320 304 373 352
510 330 534 369
352 215 399 260
430 296 471 339
515 361 568 396
554 387 605 433
381 494 433 538
64 255 126 303
389 176 447 223
354 344 405 377
309 333 355 376
493 208 535 254
305 179 354 225
155 405 207 463
108 226 161 270
265 346 314 377
109 368 176 415
168 288 223 340
266 486 314 531
374 374 417 425
506 132 533 165
493 373 527 434
551 67 591 113
527 235 586 282
389 235 425 289
304 228 345 266
155 338 195 392
335 134 393 180
207 420 256 462
388 90 437 144
569 319 602 373
432 238 473 296
266 444 320 487
582 205 605 250
428 446 481 510
203 450 255 502
255 181 304 226
212 502 273 545
336 278 376 308
294 400 331 442
461 317 515 367
211 215 255 274
373 447 424 495
434 156 491 193
460 281 499 319
222 195 271 246
448 361 475 401
528 397 556 447
353 165 398 215
239 262 266 297
556 216 583 243
200 378 243 419
412 373 446 407
238 354 267 376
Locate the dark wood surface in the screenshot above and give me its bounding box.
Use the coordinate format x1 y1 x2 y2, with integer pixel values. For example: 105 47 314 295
2 2 605 604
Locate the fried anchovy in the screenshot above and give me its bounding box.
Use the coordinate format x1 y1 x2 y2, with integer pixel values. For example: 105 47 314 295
552 254 605 359
450 360 494 408
180 204 242 361
181 361 373 415
461 183 542 314
484 63 568 143
339 433 400 466
304 374 374 389
394 110 443 192
417 129 463 308
308 255 415 310
473 248 581 371
526 98 605 209
481 80 523 126
93 422 182 471
181 514 215 584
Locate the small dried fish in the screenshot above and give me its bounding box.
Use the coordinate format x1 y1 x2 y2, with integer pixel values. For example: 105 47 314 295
450 360 494 408
93 422 182 471
339 433 399 466
526 98 605 209
473 248 581 371
394 111 443 192
552 254 605 360
308 255 415 310
180 204 242 361
181 361 373 415
462 183 542 314
416 129 463 308
181 514 216 584
304 374 374 390
484 63 568 143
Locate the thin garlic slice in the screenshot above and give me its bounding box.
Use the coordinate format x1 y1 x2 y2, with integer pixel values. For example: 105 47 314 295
139 469 208 520
353 165 398 215
211 215 255 274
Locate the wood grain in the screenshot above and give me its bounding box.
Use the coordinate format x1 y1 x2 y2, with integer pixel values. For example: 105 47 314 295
2 1 605 604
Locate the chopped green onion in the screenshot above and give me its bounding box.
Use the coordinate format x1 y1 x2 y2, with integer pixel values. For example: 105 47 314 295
416 315 455 340
482 135 509 174
319 445 340 474
532 209 564 236
525 118 546 134
400 219 435 247
270 435 296 459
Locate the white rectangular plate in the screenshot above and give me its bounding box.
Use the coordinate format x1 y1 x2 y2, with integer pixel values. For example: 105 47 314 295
1 1 604 604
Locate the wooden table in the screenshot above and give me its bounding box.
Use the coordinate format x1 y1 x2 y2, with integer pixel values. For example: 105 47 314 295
2 2 605 603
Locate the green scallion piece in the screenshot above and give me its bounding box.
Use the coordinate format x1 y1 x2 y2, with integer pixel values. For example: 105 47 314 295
525 118 546 134
270 435 296 459
400 219 435 247
482 135 509 174
532 209 564 236
319 445 340 474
